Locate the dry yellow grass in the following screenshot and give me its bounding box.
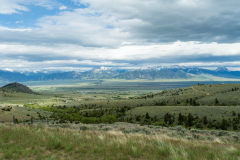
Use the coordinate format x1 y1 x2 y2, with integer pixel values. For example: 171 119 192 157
0 123 240 159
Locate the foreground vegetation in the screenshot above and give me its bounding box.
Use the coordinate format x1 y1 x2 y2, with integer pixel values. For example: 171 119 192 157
0 123 240 160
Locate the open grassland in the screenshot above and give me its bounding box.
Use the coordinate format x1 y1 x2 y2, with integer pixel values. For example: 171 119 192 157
1 80 240 159
1 81 240 130
1 123 240 160
0 105 52 122
1 80 240 107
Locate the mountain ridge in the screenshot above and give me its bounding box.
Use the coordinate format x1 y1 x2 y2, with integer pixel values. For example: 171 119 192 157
0 66 239 82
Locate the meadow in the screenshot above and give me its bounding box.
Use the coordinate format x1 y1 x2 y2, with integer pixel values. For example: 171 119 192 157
1 79 240 159
1 80 240 128
0 123 240 160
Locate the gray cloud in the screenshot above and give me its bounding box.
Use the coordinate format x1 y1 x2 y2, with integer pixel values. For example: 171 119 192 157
1 0 240 71
124 54 240 66
2 0 240 46
92 0 240 44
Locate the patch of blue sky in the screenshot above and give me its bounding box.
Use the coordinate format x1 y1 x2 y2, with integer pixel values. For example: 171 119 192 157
0 0 89 28
106 25 114 29
84 12 102 17
58 0 89 8
0 6 58 28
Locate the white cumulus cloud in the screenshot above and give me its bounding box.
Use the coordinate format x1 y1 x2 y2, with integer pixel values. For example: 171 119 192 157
16 21 23 23
59 5 67 10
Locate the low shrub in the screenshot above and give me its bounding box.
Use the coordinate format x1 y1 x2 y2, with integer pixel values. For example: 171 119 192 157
186 136 194 140
80 126 89 131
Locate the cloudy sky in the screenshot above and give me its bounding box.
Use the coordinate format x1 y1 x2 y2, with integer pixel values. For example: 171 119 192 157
1 0 240 71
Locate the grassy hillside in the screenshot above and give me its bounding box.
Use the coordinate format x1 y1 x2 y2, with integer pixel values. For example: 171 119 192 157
1 81 240 159
1 82 37 94
0 124 240 160
1 82 240 131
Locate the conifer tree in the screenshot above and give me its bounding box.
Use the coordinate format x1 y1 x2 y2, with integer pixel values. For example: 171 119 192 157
187 113 194 126
203 116 208 124
136 116 141 122
233 122 238 130
146 112 150 119
215 98 219 105
190 98 193 105
193 100 197 106
220 118 227 130
236 118 240 124
233 111 236 116
177 113 184 125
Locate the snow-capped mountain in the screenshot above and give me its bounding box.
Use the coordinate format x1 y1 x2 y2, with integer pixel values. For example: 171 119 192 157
115 65 191 80
91 67 112 73
0 65 240 82
140 65 188 71
20 70 63 76
215 67 229 72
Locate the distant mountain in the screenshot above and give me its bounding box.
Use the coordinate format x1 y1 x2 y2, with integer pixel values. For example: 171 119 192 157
42 71 82 80
20 70 62 77
112 68 128 74
0 70 29 82
41 67 120 80
0 66 240 82
215 67 229 72
149 65 188 71
1 82 36 94
179 67 240 79
114 69 190 80
81 67 119 79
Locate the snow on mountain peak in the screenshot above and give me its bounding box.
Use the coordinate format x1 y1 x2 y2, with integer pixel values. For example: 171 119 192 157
4 68 14 72
216 67 229 72
91 67 113 73
140 66 150 70
147 65 188 71
100 66 111 70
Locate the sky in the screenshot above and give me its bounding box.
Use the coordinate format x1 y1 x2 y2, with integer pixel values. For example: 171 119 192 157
1 0 240 71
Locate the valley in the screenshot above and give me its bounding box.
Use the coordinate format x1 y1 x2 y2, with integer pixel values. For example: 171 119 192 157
1 80 240 159
1 80 240 128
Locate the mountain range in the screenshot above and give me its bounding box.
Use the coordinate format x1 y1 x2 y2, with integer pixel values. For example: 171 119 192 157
0 66 239 82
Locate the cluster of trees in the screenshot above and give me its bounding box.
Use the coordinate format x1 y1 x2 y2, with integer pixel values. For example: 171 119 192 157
43 105 134 124
135 85 240 106
123 111 240 131
25 101 240 131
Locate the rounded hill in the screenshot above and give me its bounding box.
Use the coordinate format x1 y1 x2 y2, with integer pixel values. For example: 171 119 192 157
1 82 36 94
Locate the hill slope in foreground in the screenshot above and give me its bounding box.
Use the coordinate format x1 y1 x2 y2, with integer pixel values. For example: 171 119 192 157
0 82 36 94
0 123 240 160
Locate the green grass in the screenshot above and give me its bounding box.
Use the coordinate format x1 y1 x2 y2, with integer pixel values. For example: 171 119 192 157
1 80 240 159
127 105 240 122
0 123 240 160
1 83 240 129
